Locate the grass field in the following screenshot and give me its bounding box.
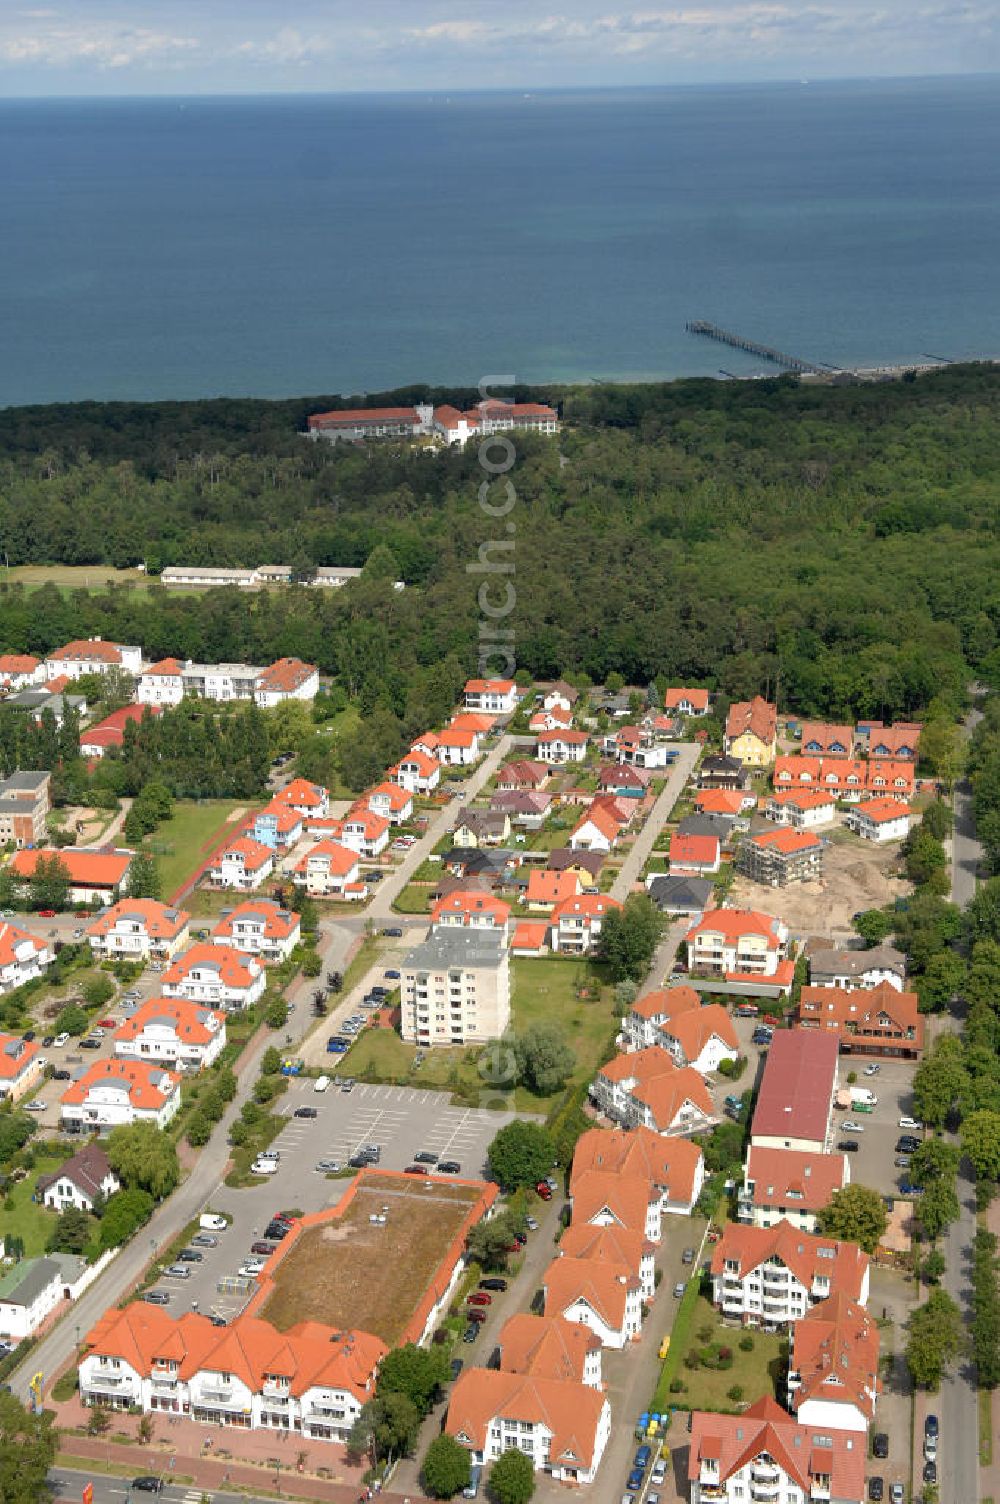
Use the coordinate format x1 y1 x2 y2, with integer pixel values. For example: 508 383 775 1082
343 955 615 1110
3 564 150 594
2 1151 69 1256
665 1295 785 1412
261 1175 486 1345
145 798 255 900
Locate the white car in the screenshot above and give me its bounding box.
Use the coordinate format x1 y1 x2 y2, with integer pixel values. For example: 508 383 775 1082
863 1064 880 1076
25 1100 47 1113
314 1075 331 1093
53 1032 70 1047
898 1116 923 1131
924 1437 938 1462
841 1120 865 1134
250 1159 279 1176
238 1264 263 1279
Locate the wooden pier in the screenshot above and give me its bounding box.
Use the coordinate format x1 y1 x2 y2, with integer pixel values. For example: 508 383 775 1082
685 320 824 374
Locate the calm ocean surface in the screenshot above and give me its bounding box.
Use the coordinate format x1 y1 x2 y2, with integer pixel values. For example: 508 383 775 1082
1 78 998 408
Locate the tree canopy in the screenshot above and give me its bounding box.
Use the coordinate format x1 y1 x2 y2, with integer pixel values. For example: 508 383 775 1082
487 1121 555 1191
816 1184 887 1254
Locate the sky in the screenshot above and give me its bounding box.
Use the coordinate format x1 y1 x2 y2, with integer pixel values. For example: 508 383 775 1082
0 0 997 96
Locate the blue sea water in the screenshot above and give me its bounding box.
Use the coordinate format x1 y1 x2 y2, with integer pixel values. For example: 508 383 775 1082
0 77 998 408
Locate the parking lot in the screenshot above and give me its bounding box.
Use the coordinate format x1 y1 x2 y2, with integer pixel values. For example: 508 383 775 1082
825 1056 922 1197
144 1080 522 1321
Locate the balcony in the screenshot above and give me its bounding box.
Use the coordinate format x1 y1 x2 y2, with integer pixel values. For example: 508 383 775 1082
199 1386 235 1405
262 1383 290 1401
87 1373 127 1390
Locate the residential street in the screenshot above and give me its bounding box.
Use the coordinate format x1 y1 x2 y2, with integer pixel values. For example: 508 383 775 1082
610 743 699 902
936 1157 980 1504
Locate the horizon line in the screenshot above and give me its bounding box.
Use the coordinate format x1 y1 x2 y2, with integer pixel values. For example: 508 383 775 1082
1 68 998 104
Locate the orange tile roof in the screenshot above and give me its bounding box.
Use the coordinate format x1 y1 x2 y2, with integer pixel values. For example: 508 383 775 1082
694 789 745 815
465 678 515 694
726 696 777 745
49 639 123 664
526 870 579 906
256 803 303 834
664 687 709 713
211 900 299 943
685 906 785 949
569 1169 657 1235
215 837 273 872
398 747 440 777
797 980 923 1049
343 806 391 839
87 899 190 941
552 893 622 923
571 804 622 842
0 921 47 969
865 761 915 791
142 657 185 676
559 1221 651 1273
437 728 478 748
869 725 921 755
630 985 701 1021
497 759 548 787
767 788 837 809
61 1058 180 1110
309 405 418 427
543 1254 639 1330
295 839 358 877
512 920 550 950
799 722 854 754
538 728 588 746
0 1031 40 1080
689 1396 866 1496
10 847 131 889
257 657 317 694
114 996 224 1047
447 1368 607 1470
368 781 412 811
45 674 71 693
450 712 495 733
748 828 823 855
498 1313 600 1383
711 1221 869 1302
855 796 911 822
430 889 511 926
790 1292 880 1422
161 942 261 991
744 1146 850 1213
657 1002 739 1062
273 777 327 809
570 1126 703 1209
0 654 40 674
84 1303 386 1403
669 832 720 865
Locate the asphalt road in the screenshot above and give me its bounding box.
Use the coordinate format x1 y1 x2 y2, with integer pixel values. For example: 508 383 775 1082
609 743 700 902
49 1464 280 1504
937 1157 979 1504
950 778 982 909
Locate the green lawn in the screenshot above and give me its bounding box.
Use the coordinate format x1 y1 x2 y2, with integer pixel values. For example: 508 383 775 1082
392 884 433 914
664 1295 786 1412
3 1152 68 1256
145 799 257 900
342 955 615 1110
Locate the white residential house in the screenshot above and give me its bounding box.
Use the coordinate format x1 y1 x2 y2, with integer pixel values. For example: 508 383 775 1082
60 1060 182 1134
0 1033 44 1102
366 783 413 825
845 798 912 843
86 900 190 962
435 729 481 766
463 679 518 714
0 1254 87 1343
113 997 227 1072
207 838 275 891
689 1398 867 1504
0 922 52 995
550 895 621 955
37 1145 121 1213
136 659 187 706
45 638 142 680
537 730 589 764
161 944 266 1012
253 658 320 707
392 750 441 795
542 1256 643 1349
446 1369 611 1486
710 1223 870 1330
0 655 46 691
294 841 362 899
210 900 301 961
339 809 391 859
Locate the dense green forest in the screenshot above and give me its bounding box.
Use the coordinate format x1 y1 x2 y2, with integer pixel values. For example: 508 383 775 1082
2 365 999 720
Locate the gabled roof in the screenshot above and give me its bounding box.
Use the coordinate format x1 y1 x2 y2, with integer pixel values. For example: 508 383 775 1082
496 758 548 787
87 899 190 941
0 1031 40 1079
61 1058 180 1110
256 802 305 834
726 696 777 745
569 1169 657 1235
48 638 124 664
397 747 440 777
0 654 40 674
751 1029 839 1143
711 1221 868 1302
559 1221 651 1274
498 1313 599 1383
685 906 786 949
546 847 603 876
36 1143 116 1200
526 870 579 906
295 839 358 877
570 1126 703 1209
744 1146 850 1213
748 828 823 856
767 788 837 809
631 985 702 1021
447 1368 607 1469
799 722 854 754
162 942 261 990
664 687 709 713
0 920 47 969
543 1254 640 1329
790 1292 880 1422
367 781 412 810
141 657 185 677
465 678 515 694
572 803 622 842
430 889 511 926
343 806 391 839
694 789 746 815
273 777 327 809
257 658 316 694
797 980 923 1048
215 837 273 872
552 893 621 924
538 728 588 746
211 900 299 942
669 832 720 866
114 995 224 1047
689 1396 866 1496
11 848 131 889
855 796 910 823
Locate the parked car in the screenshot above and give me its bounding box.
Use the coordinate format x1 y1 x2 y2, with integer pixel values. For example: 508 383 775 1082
873 1434 889 1459
837 1140 860 1153
863 1064 881 1076
404 1165 429 1175
673 1281 686 1297
53 1032 69 1047
314 1075 331 1093
465 1307 488 1324
439 1160 461 1174
462 1324 479 1343
450 1358 464 1380
177 1249 203 1263
627 1470 645 1493
251 1241 276 1256
25 1100 47 1112
634 1445 652 1469
251 1159 279 1175
315 1160 342 1173
81 1037 102 1050
293 1106 318 1119
924 1415 939 1438
899 1180 923 1195
327 1038 350 1053
341 1078 355 1093
142 1291 170 1306
191 1234 218 1248
382 927 403 937
165 1264 191 1279
536 1182 552 1200
682 1247 695 1264
868 1478 883 1502
898 1116 923 1131
922 1464 937 1486
385 968 401 979
896 1135 920 1153
468 1292 492 1307
131 1478 163 1494
651 1460 667 1486
480 1278 507 1292
894 1156 912 1169
264 1221 289 1240
199 1214 227 1231
841 1120 865 1133
52 1069 71 1081
923 1436 937 1462
414 1150 439 1164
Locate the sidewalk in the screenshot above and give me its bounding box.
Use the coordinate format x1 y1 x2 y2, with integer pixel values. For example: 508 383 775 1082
53 1397 421 1503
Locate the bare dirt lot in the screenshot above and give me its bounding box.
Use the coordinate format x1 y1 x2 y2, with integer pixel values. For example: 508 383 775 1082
260 1174 486 1345
731 826 909 940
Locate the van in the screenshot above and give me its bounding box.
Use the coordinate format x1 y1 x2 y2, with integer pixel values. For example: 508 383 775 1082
314 1075 331 1093
634 1444 652 1470
199 1214 227 1231
734 1004 759 1017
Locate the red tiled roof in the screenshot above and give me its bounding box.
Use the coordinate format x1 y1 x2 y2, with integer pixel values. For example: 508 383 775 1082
570 1126 703 1209
465 678 514 694
308 406 419 428
790 1292 880 1423
498 1313 600 1383
447 1368 606 1470
211 900 299 943
295 840 358 877
114 996 224 1047
162 942 261 991
87 899 190 941
797 980 923 1049
11 848 131 889
512 920 550 951
61 1058 180 1110
257 658 316 693
744 1146 850 1213
273 778 327 809
0 1031 40 1080
694 789 745 815
689 1396 866 1496
664 687 709 713
526 870 579 906
855 796 910 822
49 639 123 665
214 837 273 872
142 657 185 677
552 893 621 923
711 1221 869 1303
751 1029 839 1143
0 654 40 674
685 906 785 949
670 832 720 865
726 696 777 746
748 828 823 855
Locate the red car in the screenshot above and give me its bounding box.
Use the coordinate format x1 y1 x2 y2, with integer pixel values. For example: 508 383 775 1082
465 1307 488 1323
467 1292 492 1306
98 1018 117 1029
38 909 56 918
536 1182 553 1200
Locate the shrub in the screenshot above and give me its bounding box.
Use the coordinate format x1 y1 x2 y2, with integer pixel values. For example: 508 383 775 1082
727 1384 745 1404
684 1351 701 1370
669 1378 686 1394
739 1334 755 1352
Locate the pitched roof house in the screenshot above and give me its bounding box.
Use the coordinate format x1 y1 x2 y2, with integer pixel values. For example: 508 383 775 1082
623 987 739 1074
591 1046 715 1136
739 1146 851 1232
724 696 777 766
787 1292 881 1430
710 1222 870 1327
36 1144 120 1213
446 1368 611 1485
570 1125 705 1219
797 980 923 1059
688 1395 866 1504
